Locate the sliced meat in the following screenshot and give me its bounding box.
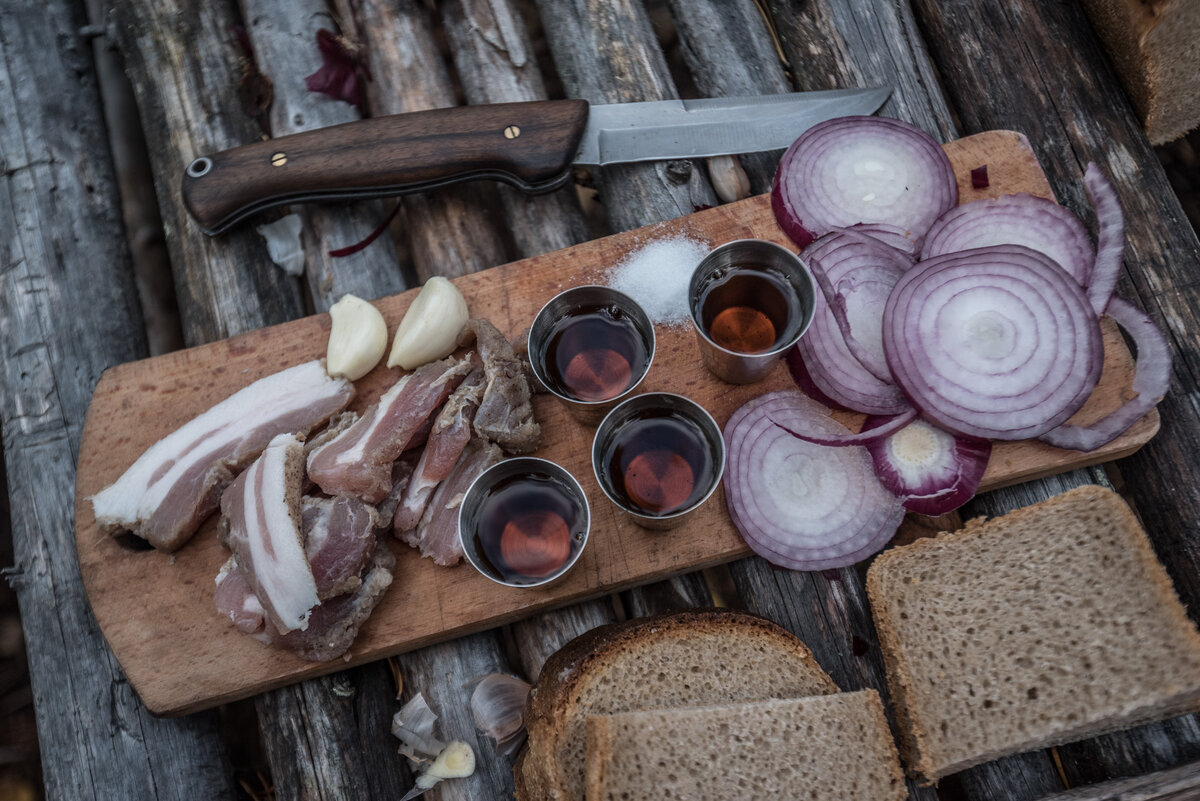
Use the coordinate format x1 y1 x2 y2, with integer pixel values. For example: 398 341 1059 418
465 319 542 454
375 456 418 536
307 355 473 503
213 557 265 635
413 437 504 566
394 368 486 535
90 359 354 552
303 495 380 599
254 543 396 662
220 433 320 634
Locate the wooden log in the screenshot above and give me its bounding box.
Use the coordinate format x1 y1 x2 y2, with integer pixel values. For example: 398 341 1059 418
0 2 234 799
336 0 510 282
909 0 1200 787
1034 760 1200 801
661 0 791 192
532 0 719 231
440 0 593 257
241 0 407 310
763 0 957 141
109 0 306 342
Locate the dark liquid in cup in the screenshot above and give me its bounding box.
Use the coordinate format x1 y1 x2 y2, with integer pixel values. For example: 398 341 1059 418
600 408 718 517
542 304 649 401
472 473 586 583
696 267 800 354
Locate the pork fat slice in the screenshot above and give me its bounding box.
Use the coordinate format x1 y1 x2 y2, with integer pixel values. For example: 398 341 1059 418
220 433 319 634
394 367 486 535
89 360 354 551
307 356 473 503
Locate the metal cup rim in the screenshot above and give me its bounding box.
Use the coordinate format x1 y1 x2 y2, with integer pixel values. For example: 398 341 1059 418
526 285 657 409
457 456 592 589
591 392 726 523
687 238 816 360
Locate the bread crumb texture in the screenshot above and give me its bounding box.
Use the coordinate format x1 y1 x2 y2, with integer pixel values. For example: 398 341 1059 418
868 485 1200 782
584 692 906 801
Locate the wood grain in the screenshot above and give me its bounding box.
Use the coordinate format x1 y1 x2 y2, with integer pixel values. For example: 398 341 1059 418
73 132 1158 715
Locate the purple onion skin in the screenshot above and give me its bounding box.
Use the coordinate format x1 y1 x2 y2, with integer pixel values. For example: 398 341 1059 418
771 168 818 248
785 345 856 412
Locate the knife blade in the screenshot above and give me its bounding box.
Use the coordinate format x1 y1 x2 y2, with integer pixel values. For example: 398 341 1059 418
182 88 890 235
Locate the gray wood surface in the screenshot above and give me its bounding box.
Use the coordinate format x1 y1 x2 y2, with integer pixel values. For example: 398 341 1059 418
533 0 718 231
242 0 408 310
109 0 306 342
337 0 510 282
0 2 234 799
1035 760 1200 801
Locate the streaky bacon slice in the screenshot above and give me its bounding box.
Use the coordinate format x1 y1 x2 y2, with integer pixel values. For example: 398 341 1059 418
253 544 396 661
307 355 474 503
413 436 503 566
394 367 486 536
220 433 320 634
302 495 380 599
90 359 354 552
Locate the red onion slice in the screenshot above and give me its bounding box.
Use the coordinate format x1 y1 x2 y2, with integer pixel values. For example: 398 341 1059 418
772 116 957 249
771 408 918 447
790 231 913 415
724 391 905 571
1083 163 1125 315
842 222 922 260
1039 296 1171 451
920 193 1095 286
863 416 991 515
883 244 1103 440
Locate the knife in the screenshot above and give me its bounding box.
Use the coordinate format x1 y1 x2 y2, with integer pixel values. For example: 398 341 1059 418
182 88 890 235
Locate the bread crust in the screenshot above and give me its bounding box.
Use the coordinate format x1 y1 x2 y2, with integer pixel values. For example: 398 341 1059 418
868 485 1200 783
516 608 839 801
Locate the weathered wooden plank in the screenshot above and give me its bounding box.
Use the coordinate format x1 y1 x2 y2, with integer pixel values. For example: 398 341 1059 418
1035 760 1200 801
242 0 407 310
532 0 718 231
661 0 790 192
509 602 618 682
910 0 1200 788
440 0 592 257
0 2 234 799
109 0 306 341
764 0 957 141
335 0 510 282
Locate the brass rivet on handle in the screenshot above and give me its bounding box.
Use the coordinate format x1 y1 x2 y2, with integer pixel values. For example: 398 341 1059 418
503 125 521 140
271 152 288 167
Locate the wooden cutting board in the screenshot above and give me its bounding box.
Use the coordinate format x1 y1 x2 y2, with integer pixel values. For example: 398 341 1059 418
74 130 1158 716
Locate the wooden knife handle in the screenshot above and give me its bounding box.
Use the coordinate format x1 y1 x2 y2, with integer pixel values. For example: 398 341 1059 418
182 99 589 234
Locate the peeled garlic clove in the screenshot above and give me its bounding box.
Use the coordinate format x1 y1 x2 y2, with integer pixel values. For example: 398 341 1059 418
423 741 475 782
387 276 469 370
707 154 751 204
326 294 388 381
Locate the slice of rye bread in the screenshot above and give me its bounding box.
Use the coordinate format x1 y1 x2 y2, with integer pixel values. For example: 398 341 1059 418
867 485 1200 784
515 609 839 801
584 691 907 801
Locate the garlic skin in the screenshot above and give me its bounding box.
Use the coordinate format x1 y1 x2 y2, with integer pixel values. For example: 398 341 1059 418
326 294 388 381
707 155 751 204
387 276 469 370
469 673 530 756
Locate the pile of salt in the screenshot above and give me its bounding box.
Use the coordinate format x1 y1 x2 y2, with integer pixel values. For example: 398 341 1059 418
606 236 710 326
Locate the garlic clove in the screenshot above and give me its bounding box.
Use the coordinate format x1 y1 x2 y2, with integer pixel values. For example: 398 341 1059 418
423 740 475 782
469 673 530 754
387 276 470 370
326 294 388 381
707 155 752 204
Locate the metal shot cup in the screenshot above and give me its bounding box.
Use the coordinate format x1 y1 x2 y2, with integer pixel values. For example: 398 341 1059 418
591 392 726 531
458 457 591 589
688 239 816 384
527 285 656 426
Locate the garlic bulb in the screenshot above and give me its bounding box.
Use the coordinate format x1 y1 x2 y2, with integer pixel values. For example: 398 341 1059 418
325 294 388 381
469 673 530 756
387 276 469 370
